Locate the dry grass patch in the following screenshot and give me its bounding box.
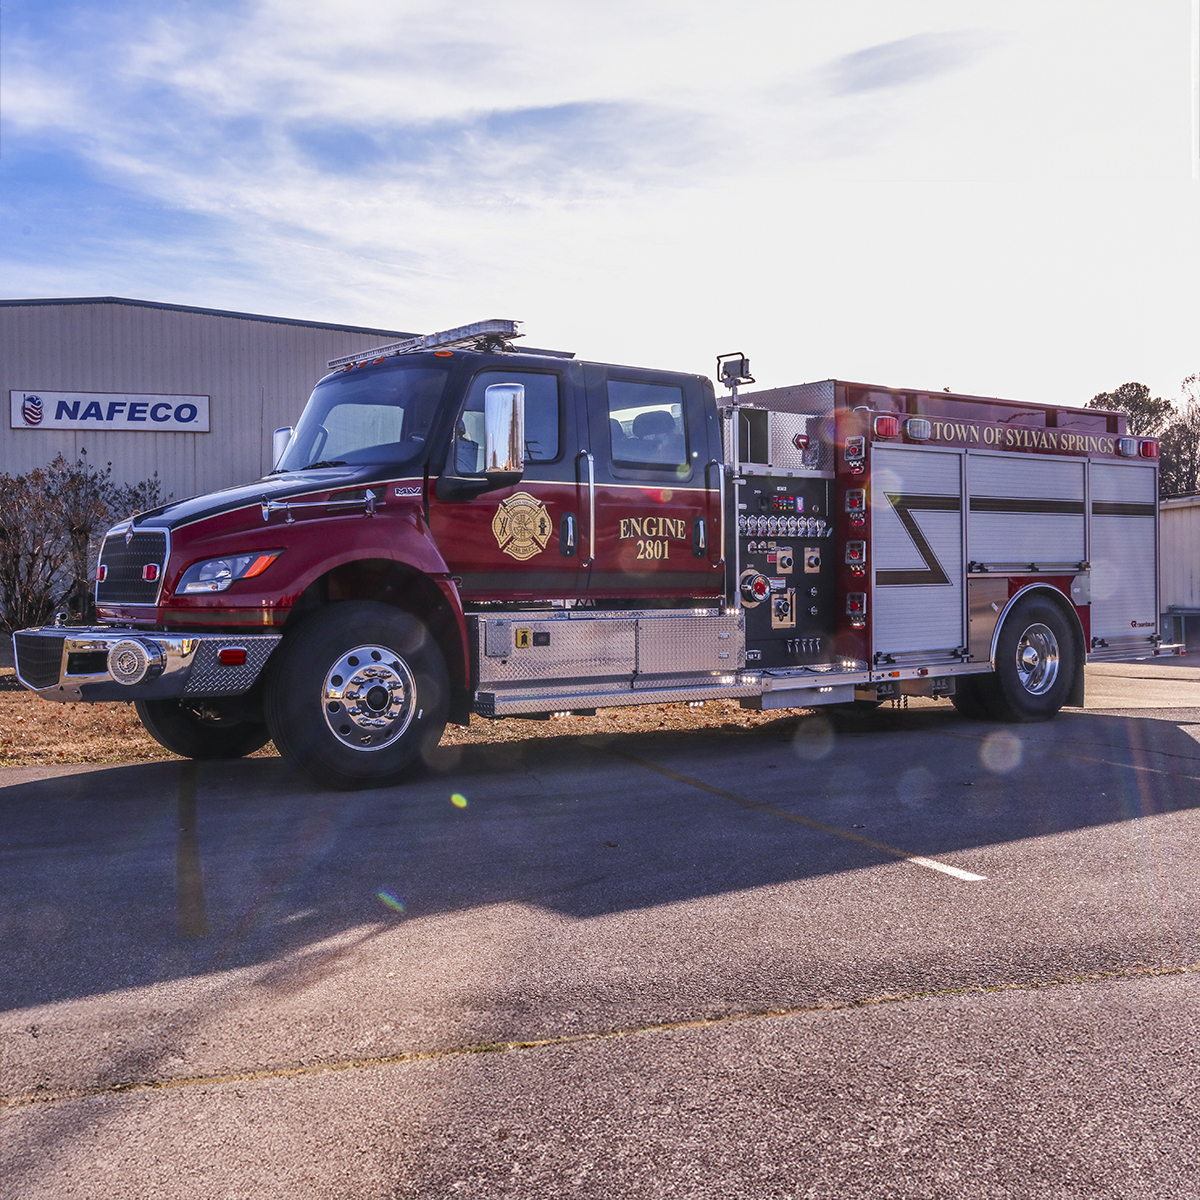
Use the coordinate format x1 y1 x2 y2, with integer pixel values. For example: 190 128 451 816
1 669 798 769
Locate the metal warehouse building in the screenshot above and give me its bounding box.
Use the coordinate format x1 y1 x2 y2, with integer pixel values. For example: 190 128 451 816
1 296 412 503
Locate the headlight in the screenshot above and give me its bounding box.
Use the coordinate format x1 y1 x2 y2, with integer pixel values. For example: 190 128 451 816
177 551 283 594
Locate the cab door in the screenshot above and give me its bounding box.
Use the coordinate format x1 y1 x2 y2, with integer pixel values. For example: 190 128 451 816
581 363 725 600
429 362 589 600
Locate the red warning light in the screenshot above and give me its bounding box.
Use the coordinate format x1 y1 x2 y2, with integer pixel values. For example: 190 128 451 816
873 415 899 438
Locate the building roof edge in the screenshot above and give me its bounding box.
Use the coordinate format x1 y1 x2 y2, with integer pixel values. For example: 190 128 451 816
0 296 413 338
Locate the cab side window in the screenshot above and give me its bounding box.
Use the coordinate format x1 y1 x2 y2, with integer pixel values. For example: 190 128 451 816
607 380 687 469
454 371 560 474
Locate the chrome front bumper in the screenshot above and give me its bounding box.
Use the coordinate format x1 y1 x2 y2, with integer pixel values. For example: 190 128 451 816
12 627 281 702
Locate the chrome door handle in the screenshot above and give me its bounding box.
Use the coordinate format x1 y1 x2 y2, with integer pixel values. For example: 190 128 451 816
576 450 595 567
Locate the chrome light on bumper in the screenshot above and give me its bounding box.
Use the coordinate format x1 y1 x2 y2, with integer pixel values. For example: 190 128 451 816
108 639 165 686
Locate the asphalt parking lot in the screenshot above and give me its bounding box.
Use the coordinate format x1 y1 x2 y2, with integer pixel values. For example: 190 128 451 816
3 662 1199 1198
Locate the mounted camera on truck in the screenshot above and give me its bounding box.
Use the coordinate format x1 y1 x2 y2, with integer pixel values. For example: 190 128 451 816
13 318 1181 788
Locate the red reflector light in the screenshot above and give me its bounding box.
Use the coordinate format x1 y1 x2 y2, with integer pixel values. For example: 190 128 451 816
792 433 810 451
218 648 247 667
1140 440 1159 458
873 415 900 438
96 565 108 582
434 349 454 357
142 564 159 582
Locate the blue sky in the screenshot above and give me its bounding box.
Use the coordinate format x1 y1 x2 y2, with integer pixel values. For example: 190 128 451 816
2 0 1197 404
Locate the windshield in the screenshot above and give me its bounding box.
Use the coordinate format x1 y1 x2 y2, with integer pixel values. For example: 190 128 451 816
276 361 451 472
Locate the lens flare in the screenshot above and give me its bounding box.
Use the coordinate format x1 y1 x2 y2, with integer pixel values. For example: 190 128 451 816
376 889 406 913
980 729 1022 773
451 793 468 808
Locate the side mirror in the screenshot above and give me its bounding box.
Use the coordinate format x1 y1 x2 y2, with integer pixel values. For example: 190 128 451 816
272 426 294 470
483 383 525 483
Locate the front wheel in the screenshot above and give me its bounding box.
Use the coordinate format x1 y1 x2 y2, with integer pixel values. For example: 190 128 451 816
982 595 1076 722
265 601 449 789
135 698 273 759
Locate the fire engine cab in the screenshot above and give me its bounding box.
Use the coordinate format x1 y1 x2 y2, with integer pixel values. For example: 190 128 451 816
12 320 1180 788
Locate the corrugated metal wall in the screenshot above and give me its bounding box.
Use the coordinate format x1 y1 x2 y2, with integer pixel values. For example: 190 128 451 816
0 300 408 505
1160 495 1200 611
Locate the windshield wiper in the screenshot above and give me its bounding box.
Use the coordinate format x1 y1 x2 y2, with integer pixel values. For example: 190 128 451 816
300 459 347 470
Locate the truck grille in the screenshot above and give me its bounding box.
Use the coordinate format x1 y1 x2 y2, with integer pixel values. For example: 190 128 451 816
96 530 168 606
14 634 65 688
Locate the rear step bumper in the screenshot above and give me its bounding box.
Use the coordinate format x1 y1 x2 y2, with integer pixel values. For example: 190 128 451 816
12 627 281 702
1086 641 1184 663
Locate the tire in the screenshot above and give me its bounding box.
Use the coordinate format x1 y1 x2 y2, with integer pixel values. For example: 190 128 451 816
265 601 449 790
984 595 1076 722
135 698 273 760
949 673 999 721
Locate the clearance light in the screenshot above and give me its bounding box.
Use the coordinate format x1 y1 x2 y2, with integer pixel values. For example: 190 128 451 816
1117 437 1138 457
1140 440 1159 458
218 647 248 667
905 418 931 441
873 415 900 438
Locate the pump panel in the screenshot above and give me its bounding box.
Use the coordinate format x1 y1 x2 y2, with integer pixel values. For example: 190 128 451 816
735 474 835 667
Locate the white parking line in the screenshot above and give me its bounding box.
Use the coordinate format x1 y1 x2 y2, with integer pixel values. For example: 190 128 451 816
905 856 987 882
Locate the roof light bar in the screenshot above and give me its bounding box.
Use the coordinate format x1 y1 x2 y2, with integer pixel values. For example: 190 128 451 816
327 319 522 369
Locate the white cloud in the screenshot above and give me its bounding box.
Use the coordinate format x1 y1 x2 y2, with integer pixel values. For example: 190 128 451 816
1 0 1196 404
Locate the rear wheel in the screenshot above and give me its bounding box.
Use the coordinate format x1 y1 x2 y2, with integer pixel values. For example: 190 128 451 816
984 595 1076 722
949 674 998 720
135 698 272 760
265 601 449 789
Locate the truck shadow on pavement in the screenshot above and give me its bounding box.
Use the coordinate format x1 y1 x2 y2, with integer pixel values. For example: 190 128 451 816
2 702 1199 1014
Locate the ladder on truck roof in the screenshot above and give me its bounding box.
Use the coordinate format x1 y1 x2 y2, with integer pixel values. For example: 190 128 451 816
327 319 522 369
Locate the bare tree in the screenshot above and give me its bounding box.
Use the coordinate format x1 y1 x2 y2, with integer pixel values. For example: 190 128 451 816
0 463 73 635
53 451 116 622
1086 382 1173 436
1159 374 1200 497
0 455 174 633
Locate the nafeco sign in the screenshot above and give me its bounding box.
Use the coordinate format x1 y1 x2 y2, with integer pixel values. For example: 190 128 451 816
10 391 210 432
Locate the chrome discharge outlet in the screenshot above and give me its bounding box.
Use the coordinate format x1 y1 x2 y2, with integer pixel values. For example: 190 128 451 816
108 639 166 686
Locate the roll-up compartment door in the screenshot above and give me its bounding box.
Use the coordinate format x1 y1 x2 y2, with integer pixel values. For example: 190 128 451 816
1090 463 1158 640
871 447 964 656
967 454 1085 567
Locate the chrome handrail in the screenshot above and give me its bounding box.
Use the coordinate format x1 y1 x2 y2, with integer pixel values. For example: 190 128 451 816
576 451 595 567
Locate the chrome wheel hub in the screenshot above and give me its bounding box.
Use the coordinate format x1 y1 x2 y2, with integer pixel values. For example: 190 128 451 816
322 645 416 751
1015 623 1059 695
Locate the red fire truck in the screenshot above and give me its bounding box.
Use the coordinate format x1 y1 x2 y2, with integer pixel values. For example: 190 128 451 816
12 320 1179 788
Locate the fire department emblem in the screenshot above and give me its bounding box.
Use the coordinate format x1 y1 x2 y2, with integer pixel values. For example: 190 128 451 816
22 395 44 426
492 491 552 561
